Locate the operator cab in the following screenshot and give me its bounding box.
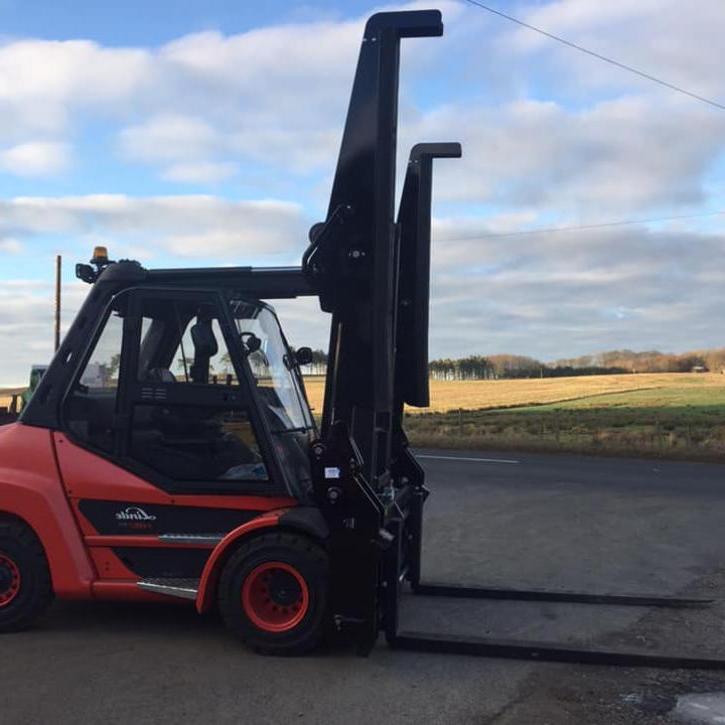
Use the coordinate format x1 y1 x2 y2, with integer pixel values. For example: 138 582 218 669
60 280 316 499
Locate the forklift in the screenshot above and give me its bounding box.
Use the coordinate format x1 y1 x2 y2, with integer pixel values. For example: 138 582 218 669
0 9 722 667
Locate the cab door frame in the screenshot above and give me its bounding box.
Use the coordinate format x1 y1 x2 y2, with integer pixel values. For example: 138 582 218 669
61 285 295 499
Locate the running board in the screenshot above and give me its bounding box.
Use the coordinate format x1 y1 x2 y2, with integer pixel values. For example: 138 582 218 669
413 582 713 609
158 534 224 546
137 578 199 601
390 631 725 669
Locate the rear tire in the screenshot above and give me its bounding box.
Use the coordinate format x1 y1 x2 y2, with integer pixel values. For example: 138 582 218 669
0 519 52 632
218 532 328 656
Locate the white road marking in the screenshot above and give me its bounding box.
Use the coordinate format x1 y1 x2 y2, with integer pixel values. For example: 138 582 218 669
417 454 520 465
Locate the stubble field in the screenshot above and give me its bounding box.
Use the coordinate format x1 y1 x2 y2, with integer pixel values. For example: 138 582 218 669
305 372 725 460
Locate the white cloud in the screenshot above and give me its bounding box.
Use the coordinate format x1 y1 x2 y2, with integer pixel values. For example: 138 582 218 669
511 0 725 99
118 114 220 164
161 161 238 183
425 214 725 360
0 38 152 145
0 192 311 384
0 279 88 385
0 39 150 105
406 96 725 214
111 18 365 178
0 194 309 259
0 237 22 253
0 4 457 181
118 115 239 182
0 0 722 203
0 141 70 176
158 22 359 106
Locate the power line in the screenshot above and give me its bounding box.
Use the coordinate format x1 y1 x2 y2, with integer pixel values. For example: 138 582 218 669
436 209 725 243
463 0 725 112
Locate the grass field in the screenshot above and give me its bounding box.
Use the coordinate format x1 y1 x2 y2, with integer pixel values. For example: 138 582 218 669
306 373 725 460
303 373 725 413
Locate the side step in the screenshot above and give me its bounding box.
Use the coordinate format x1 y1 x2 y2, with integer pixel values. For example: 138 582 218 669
137 578 199 601
413 582 713 609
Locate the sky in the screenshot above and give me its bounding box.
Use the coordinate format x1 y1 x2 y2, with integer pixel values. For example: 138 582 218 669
1 0 725 384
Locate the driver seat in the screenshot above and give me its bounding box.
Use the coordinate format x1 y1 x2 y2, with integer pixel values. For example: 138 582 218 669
147 368 177 384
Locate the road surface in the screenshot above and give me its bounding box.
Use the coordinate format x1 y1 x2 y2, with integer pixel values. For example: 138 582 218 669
2 449 725 724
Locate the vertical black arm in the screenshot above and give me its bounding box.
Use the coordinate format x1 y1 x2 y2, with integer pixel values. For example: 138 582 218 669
304 10 444 486
395 143 462 409
391 143 461 594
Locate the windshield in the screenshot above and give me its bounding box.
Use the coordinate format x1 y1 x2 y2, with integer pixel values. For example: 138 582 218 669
229 300 314 434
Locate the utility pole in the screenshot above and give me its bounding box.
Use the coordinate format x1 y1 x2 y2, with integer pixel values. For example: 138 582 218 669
55 255 62 352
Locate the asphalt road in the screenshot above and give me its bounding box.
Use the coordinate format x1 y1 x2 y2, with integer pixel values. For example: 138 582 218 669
2 449 725 725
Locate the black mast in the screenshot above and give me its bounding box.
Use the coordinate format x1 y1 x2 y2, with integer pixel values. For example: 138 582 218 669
303 10 444 487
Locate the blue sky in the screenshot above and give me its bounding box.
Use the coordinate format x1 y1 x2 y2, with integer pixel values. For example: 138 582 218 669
0 0 381 45
1 0 725 384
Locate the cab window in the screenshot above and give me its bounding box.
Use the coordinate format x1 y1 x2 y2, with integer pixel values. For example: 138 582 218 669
64 294 128 453
128 296 269 485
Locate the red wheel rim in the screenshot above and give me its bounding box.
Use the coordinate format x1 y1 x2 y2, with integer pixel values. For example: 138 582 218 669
0 553 21 608
241 562 309 633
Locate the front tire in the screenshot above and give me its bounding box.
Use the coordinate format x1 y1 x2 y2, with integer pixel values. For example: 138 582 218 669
218 532 328 655
0 519 52 632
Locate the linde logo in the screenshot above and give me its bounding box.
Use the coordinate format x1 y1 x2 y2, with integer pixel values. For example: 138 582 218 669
115 506 157 522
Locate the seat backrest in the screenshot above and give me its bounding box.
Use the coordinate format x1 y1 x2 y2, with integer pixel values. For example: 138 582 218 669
189 320 218 384
147 368 177 384
191 320 218 358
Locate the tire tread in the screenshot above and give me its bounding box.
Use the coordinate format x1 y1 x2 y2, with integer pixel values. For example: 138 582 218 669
218 531 327 656
0 518 53 632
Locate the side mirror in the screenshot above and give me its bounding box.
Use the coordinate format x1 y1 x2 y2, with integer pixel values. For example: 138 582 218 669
295 347 313 366
240 332 262 355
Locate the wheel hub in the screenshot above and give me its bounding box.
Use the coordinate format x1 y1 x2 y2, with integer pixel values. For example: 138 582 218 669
268 571 301 606
0 554 21 608
242 562 309 633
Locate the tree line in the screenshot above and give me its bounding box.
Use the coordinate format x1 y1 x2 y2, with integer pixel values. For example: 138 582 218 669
297 347 725 380
429 348 725 380
553 348 725 375
297 349 329 375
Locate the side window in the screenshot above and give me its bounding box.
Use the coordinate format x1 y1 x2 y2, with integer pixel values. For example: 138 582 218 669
64 303 126 453
130 407 268 483
129 296 269 485
137 301 239 386
169 319 240 385
80 322 122 390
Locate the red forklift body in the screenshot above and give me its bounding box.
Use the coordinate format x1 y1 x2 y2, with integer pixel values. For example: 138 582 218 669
0 424 93 598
